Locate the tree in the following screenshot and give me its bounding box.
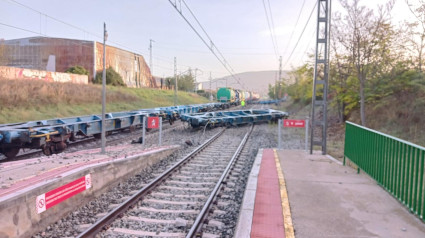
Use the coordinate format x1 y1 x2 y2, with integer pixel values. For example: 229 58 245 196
334 0 394 126
164 70 195 91
65 65 89 76
94 67 125 86
0 39 9 66
404 0 425 71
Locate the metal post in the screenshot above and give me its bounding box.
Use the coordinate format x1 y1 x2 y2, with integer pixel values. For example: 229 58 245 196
278 119 282 149
209 72 212 101
279 55 282 98
174 57 177 106
142 117 146 146
310 0 331 155
149 39 154 76
159 118 162 146
101 23 107 154
305 118 309 152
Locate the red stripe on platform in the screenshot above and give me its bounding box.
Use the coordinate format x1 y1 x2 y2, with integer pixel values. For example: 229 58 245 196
251 149 285 238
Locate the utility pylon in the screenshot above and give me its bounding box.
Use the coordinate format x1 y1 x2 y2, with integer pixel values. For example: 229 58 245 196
310 0 331 155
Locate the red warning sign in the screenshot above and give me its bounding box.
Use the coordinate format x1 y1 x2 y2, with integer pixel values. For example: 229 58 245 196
147 117 159 129
36 174 92 214
283 119 305 128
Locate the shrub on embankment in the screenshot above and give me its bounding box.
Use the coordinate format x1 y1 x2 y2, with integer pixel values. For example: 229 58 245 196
0 79 209 123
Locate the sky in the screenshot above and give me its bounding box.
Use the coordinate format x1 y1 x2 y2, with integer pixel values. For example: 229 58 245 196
0 0 417 83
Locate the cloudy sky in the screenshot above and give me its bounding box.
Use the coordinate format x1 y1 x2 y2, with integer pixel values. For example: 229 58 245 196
0 0 415 82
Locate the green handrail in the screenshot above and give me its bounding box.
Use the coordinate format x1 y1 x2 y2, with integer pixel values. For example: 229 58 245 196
344 121 425 221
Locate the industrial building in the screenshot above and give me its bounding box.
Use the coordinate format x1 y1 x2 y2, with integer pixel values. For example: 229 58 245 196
1 37 155 88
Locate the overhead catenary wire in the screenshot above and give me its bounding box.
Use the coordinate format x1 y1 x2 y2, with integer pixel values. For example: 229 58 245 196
283 0 306 57
168 0 245 89
282 1 317 70
261 0 279 59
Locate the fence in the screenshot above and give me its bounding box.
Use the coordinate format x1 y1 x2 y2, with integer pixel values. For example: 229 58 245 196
344 121 425 221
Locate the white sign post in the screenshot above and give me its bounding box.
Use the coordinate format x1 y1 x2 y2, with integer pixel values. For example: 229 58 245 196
278 119 282 149
159 119 162 146
142 116 146 146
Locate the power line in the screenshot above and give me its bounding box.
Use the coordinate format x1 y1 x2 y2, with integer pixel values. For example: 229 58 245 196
3 0 204 77
261 0 279 59
179 0 239 76
283 0 306 56
267 0 280 55
0 22 43 36
282 1 317 69
168 0 245 89
4 0 153 59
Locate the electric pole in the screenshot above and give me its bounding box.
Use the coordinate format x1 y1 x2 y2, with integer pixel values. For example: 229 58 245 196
101 23 108 154
274 72 277 99
209 72 212 101
174 57 177 106
149 39 154 76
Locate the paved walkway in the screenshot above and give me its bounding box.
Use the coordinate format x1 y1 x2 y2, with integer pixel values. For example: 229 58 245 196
278 149 425 238
235 149 425 238
251 149 286 237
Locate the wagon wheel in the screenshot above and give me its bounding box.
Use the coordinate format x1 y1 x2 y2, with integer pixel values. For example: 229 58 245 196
129 125 136 133
42 144 52 156
1 147 20 159
54 141 67 154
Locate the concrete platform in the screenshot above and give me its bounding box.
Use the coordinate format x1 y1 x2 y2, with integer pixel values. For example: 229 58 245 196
280 149 425 238
235 149 425 238
0 145 179 238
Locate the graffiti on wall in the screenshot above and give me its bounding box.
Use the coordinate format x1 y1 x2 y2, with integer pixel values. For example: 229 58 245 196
0 66 88 84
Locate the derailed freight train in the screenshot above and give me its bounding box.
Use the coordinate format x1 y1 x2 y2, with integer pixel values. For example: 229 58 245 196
0 102 233 159
216 87 260 105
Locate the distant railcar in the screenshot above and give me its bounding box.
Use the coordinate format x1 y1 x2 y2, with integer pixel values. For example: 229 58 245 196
216 88 236 103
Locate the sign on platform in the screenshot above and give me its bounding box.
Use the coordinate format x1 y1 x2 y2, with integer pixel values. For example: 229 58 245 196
36 174 92 214
283 119 305 128
147 117 160 129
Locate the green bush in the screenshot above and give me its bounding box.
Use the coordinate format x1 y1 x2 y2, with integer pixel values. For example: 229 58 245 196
94 67 125 86
65 65 89 76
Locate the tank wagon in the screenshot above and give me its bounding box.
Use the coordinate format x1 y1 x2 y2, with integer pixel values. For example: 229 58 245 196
216 88 261 105
216 88 236 103
0 102 231 159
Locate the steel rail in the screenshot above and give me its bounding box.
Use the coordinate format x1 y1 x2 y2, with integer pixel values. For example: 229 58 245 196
77 128 226 238
187 125 254 237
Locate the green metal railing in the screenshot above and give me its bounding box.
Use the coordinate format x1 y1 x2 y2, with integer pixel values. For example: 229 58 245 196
344 121 425 220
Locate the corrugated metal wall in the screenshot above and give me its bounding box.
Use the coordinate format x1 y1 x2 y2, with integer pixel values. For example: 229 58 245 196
95 42 155 88
1 37 155 88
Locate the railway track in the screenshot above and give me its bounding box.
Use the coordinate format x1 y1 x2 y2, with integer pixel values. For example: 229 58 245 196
77 125 253 237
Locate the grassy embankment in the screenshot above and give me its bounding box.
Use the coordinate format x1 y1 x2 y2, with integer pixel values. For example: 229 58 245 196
0 79 209 124
278 93 425 161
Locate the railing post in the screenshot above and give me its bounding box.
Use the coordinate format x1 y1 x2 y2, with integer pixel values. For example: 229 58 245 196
305 118 309 152
159 118 162 146
278 119 282 149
